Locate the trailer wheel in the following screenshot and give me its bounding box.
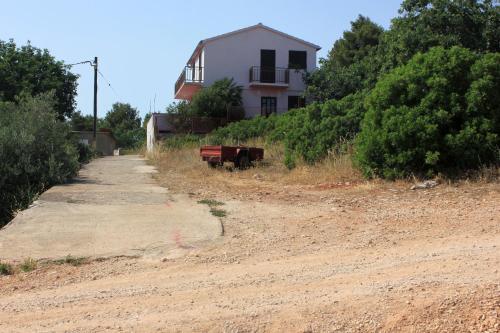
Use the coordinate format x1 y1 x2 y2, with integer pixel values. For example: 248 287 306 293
208 162 218 168
237 155 250 170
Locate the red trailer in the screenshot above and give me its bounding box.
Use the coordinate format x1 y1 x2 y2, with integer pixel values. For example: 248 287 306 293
200 145 264 169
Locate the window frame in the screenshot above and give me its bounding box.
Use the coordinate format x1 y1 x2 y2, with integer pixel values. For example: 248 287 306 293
288 95 306 110
261 96 277 116
288 50 307 70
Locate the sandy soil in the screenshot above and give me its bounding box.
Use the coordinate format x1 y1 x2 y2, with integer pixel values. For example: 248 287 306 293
0 159 499 332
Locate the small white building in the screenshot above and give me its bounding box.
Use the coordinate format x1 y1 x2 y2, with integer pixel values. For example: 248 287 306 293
174 23 321 117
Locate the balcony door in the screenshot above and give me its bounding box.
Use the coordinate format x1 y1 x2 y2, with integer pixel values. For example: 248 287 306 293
260 50 275 83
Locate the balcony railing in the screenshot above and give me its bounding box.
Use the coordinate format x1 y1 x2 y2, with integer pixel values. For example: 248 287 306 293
175 66 204 95
249 66 289 85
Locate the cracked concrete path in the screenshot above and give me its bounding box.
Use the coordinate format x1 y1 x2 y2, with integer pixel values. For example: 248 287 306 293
0 155 221 260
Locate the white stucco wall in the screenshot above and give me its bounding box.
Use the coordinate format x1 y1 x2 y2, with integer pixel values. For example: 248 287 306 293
202 26 318 118
146 114 156 153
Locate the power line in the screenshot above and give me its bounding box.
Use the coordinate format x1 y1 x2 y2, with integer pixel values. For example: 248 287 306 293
65 58 98 140
66 60 117 97
97 69 119 97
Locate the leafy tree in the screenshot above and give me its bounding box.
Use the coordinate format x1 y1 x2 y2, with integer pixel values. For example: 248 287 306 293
305 15 384 101
163 101 192 132
0 40 78 120
380 0 500 72
166 100 191 115
0 93 79 225
355 47 499 179
104 102 144 148
142 112 152 129
70 111 105 131
190 78 243 118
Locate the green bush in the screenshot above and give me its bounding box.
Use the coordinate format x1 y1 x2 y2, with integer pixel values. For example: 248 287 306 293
278 92 366 165
0 93 79 226
104 102 144 148
76 142 96 164
209 115 279 145
355 47 500 179
208 92 367 166
114 127 146 149
190 78 242 118
163 134 201 149
0 262 13 275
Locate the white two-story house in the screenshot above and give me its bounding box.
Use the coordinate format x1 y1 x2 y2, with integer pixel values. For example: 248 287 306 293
174 23 321 118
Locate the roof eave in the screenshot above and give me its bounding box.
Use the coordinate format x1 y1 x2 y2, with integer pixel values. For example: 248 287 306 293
184 23 321 65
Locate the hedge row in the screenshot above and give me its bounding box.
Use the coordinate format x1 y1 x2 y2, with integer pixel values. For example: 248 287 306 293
0 94 81 226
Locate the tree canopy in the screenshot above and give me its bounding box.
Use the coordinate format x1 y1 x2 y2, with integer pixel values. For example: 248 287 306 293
380 0 500 71
70 111 106 132
190 78 243 118
355 47 500 179
104 103 144 148
305 15 384 101
0 39 78 120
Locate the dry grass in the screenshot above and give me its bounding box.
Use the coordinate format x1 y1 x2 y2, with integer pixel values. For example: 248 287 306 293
149 136 498 195
20 258 37 272
149 138 364 194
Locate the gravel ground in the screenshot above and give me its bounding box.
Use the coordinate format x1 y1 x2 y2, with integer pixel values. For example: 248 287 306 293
0 163 499 332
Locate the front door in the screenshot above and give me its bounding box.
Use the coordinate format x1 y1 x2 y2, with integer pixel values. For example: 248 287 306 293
260 50 276 83
261 97 277 116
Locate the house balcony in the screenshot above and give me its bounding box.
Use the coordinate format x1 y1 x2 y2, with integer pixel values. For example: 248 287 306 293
174 66 204 100
249 66 289 88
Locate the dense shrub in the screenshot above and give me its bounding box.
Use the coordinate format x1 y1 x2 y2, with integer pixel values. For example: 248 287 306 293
208 91 367 166
70 111 105 131
355 47 500 179
76 142 96 164
278 93 366 165
190 78 243 118
163 134 202 149
0 94 79 226
103 102 144 148
209 115 279 145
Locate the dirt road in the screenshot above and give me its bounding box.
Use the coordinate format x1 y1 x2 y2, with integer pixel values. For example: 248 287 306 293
0 157 499 332
0 156 221 260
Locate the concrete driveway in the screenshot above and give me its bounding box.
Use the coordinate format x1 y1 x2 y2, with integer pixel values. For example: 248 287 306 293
0 156 222 260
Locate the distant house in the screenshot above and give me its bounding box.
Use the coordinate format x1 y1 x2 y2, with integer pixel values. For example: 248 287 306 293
146 113 228 152
146 113 175 152
174 23 321 118
74 130 117 156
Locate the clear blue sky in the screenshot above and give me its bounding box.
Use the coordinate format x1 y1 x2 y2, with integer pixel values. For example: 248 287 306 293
1 0 402 120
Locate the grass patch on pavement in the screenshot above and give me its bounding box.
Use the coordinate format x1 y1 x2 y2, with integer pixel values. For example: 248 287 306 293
209 208 227 218
198 199 227 218
198 199 225 206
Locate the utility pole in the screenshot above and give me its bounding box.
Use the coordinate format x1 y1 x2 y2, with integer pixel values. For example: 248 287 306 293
93 57 98 141
67 58 100 143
